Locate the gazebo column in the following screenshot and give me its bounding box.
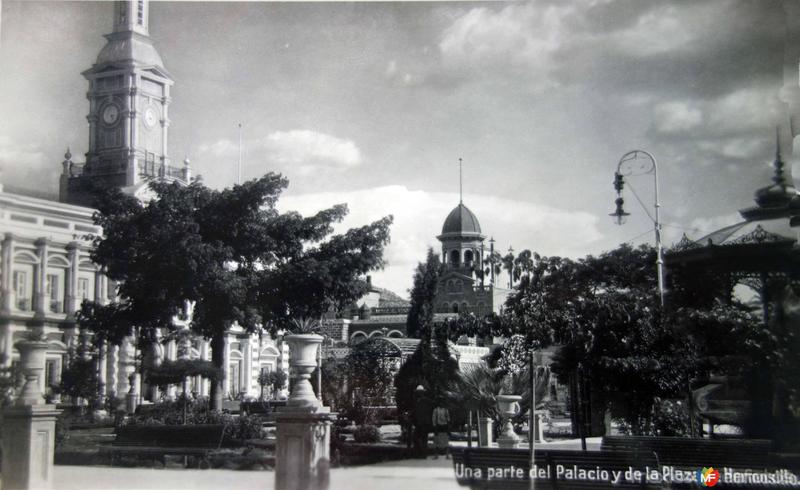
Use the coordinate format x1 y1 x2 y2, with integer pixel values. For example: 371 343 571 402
165 339 177 400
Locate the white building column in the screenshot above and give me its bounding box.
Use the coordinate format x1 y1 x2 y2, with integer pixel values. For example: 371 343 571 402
64 242 80 316
242 336 252 397
222 334 231 398
199 340 210 397
106 343 119 399
165 339 177 400
1 234 14 313
118 337 135 398
33 238 49 318
0 323 14 367
94 270 106 306
97 343 108 401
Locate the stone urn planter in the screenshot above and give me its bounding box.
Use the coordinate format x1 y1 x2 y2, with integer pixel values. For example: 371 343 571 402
495 394 522 448
284 333 323 411
14 340 49 406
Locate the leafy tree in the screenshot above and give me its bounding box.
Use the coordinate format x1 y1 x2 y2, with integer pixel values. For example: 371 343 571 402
496 334 531 375
394 326 460 433
0 364 24 408
501 243 770 436
268 369 288 398
145 359 222 390
442 312 497 341
59 354 101 408
406 248 442 338
501 245 675 434
80 174 392 410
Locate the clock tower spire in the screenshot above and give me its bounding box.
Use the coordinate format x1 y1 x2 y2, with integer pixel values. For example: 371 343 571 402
60 0 183 205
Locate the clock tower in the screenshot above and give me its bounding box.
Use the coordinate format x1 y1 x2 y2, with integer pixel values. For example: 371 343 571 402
60 0 187 205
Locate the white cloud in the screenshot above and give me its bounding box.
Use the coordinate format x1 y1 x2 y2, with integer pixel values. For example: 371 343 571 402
262 130 361 169
0 136 48 185
654 101 702 133
197 139 238 158
687 212 743 240
385 60 397 77
438 3 575 91
610 5 698 57
706 87 781 134
278 185 602 295
195 130 363 184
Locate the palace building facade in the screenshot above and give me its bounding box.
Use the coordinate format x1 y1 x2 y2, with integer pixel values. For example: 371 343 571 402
0 0 288 404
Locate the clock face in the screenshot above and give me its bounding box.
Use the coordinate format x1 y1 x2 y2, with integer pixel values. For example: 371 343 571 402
102 104 119 126
144 106 158 129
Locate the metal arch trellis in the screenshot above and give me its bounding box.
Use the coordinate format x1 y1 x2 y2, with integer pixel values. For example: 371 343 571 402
726 225 790 246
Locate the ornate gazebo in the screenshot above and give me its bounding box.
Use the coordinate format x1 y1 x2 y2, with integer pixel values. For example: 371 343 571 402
665 141 800 441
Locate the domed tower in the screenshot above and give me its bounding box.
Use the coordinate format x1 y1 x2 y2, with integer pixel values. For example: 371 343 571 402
434 201 497 316
437 203 485 274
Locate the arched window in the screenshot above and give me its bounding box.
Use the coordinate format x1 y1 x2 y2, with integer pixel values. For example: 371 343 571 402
455 280 463 291
464 250 474 267
452 303 459 313
449 250 460 267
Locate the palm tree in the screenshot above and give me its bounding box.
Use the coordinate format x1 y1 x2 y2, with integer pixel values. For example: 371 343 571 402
502 252 515 288
507 364 551 420
513 249 535 282
447 362 506 423
484 251 503 286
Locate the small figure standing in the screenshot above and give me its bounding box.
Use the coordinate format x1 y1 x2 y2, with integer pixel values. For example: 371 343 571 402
431 403 451 459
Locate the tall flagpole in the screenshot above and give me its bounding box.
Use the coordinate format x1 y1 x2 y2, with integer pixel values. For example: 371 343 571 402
237 123 243 185
458 157 463 204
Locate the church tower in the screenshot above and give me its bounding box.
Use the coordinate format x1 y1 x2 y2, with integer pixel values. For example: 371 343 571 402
60 0 186 205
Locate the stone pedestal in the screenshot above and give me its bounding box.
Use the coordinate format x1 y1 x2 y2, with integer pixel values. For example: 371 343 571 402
478 416 494 447
2 405 61 490
529 411 545 443
125 373 140 414
275 410 336 490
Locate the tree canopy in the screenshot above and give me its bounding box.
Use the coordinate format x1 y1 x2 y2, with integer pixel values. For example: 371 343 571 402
498 243 763 435
80 174 393 409
405 248 442 339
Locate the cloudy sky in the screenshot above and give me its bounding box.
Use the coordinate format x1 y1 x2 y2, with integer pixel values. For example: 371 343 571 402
0 0 793 296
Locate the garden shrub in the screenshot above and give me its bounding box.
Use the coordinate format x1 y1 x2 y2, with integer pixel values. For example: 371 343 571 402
55 415 71 448
615 398 691 437
352 424 381 443
124 397 266 441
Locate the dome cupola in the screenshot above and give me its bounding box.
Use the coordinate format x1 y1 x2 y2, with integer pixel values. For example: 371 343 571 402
440 203 483 238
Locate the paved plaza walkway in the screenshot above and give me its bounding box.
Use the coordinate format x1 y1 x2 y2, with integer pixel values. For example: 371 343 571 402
51 438 599 490
53 457 459 490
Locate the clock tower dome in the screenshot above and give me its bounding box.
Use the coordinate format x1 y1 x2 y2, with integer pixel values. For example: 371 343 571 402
60 0 186 205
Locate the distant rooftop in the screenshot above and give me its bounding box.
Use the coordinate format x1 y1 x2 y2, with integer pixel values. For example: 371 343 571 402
3 185 60 202
372 286 410 308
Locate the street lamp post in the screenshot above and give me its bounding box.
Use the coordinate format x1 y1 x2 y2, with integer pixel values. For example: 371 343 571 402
611 150 665 306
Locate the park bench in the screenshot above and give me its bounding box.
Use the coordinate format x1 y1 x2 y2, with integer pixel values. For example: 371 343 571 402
103 424 227 468
451 446 660 489
601 435 773 470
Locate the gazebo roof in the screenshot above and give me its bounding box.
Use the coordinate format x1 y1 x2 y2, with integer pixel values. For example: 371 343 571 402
666 141 800 274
